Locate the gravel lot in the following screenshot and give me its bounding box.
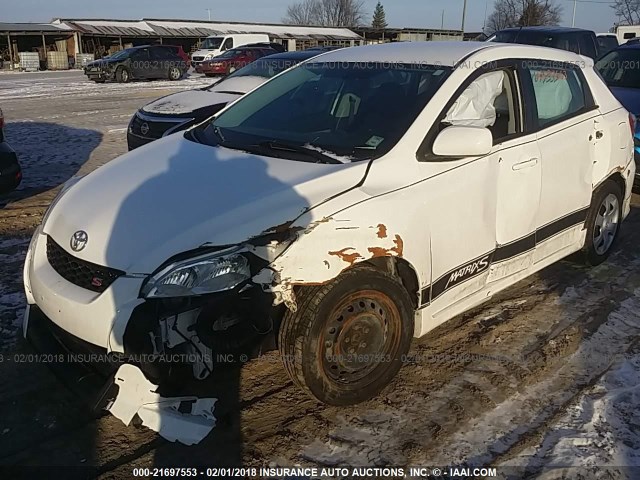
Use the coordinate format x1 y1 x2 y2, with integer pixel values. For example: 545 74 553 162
1 70 640 479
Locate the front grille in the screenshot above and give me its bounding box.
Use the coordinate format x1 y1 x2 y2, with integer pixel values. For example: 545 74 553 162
46 236 124 293
192 56 205 62
130 114 182 139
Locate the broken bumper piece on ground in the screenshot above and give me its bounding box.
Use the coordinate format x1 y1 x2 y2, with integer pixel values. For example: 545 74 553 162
107 363 217 446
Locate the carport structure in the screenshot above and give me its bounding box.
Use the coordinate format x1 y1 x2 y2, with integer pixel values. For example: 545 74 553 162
0 22 73 69
51 18 364 57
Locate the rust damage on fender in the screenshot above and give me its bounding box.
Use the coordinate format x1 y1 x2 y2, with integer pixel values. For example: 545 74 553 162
367 234 404 258
328 247 363 265
376 224 388 239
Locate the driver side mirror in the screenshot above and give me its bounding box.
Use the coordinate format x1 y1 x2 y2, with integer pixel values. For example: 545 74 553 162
432 126 493 158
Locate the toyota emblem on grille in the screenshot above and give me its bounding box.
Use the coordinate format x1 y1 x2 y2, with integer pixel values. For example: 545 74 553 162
140 122 150 136
70 230 88 252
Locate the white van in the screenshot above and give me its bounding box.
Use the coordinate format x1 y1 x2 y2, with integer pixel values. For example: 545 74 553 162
191 34 270 66
615 25 640 44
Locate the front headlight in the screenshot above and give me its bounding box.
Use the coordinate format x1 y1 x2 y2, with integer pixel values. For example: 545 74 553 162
142 248 251 298
205 53 216 60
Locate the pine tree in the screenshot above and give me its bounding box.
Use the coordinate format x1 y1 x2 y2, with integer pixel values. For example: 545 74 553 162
372 2 388 29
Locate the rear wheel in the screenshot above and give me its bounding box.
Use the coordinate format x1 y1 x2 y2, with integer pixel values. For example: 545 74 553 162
168 66 182 81
115 66 130 83
278 265 414 405
581 180 623 265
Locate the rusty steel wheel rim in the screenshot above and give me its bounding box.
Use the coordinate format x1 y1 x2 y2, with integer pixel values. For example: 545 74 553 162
319 289 402 384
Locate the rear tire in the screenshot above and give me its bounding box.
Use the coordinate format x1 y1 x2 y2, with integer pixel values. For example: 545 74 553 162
168 66 182 81
278 265 414 406
115 66 130 83
581 180 623 266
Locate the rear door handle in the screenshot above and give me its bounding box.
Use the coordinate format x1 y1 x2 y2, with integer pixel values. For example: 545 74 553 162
512 158 538 171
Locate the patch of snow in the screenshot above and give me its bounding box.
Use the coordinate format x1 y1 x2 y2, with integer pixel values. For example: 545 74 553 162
303 144 354 163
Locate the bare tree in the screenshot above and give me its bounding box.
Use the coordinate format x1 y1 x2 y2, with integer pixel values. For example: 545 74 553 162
283 0 367 27
612 0 640 25
486 0 562 34
283 0 321 26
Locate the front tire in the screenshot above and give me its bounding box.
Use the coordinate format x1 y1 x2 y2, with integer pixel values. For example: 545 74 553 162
278 265 414 406
582 180 623 265
115 66 130 83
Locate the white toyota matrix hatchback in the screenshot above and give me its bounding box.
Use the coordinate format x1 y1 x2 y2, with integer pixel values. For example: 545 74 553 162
24 42 635 407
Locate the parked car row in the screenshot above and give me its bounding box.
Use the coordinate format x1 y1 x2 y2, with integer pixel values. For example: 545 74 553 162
24 40 636 420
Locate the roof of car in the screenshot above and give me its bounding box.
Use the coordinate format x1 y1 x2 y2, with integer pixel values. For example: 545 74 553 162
261 50 322 61
310 41 493 66
498 26 593 34
309 41 588 67
619 41 640 49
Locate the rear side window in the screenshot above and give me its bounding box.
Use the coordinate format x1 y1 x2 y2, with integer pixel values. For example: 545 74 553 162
578 34 597 59
150 48 167 60
624 32 636 39
525 66 588 128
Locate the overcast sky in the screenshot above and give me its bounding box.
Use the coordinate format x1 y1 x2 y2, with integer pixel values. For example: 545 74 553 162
5 0 620 34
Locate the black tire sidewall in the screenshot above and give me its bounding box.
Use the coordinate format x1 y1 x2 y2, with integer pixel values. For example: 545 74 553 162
583 180 623 266
300 268 414 405
116 67 129 83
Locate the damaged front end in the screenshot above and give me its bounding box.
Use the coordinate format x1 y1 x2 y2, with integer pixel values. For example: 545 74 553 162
121 231 296 389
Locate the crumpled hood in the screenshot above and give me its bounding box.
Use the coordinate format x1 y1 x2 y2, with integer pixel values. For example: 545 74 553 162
44 135 367 273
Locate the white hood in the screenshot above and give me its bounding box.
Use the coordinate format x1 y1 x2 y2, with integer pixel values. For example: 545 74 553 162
141 77 268 115
43 135 367 273
142 90 241 115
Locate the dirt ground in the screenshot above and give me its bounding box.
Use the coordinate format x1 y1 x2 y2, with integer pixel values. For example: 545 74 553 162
1 71 640 479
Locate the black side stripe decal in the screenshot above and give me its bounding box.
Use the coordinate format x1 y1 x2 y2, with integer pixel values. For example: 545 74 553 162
536 208 589 243
419 206 590 307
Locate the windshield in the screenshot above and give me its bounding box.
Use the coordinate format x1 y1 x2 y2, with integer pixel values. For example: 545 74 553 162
596 49 640 88
108 48 134 60
200 62 452 162
597 36 618 54
226 57 306 80
201 37 224 50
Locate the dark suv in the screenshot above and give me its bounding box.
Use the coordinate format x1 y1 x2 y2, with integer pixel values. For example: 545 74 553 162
487 26 599 59
84 45 188 83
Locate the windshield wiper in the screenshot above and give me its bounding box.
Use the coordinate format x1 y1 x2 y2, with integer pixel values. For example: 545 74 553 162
255 141 344 164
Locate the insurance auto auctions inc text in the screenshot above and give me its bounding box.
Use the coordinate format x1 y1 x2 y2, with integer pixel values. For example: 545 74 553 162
258 466 497 478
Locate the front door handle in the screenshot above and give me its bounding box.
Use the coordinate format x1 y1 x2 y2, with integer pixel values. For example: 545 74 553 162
512 158 538 171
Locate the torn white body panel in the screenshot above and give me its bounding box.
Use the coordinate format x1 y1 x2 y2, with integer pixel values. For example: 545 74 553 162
107 364 217 446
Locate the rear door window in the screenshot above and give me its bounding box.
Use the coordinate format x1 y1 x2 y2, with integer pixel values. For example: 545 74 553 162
524 65 590 129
